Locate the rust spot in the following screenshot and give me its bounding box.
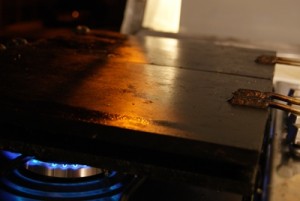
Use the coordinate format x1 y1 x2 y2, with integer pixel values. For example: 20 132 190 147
228 88 270 109
255 55 277 65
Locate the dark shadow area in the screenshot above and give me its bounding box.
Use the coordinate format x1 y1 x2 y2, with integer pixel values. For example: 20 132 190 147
0 0 127 31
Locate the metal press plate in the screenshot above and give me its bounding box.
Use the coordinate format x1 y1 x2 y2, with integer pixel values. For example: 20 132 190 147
0 28 275 194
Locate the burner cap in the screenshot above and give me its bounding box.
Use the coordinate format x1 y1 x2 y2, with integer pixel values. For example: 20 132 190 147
25 159 102 178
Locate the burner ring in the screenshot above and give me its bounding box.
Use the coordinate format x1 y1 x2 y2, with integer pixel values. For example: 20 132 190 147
0 168 130 201
0 151 141 200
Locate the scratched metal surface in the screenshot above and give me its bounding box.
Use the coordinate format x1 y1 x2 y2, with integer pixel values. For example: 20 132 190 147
0 29 274 194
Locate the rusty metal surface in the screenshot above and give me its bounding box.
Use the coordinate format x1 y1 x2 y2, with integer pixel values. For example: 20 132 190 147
256 55 278 65
256 54 300 67
229 89 271 109
229 88 300 115
0 29 275 194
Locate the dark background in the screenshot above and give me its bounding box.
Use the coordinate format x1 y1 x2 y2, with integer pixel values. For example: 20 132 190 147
0 0 127 31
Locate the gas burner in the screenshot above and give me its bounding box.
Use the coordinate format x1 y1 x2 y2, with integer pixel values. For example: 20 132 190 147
0 151 140 201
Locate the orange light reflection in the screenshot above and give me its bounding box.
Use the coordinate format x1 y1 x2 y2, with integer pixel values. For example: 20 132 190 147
65 36 183 135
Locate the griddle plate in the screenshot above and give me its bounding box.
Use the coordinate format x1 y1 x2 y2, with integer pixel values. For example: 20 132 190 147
0 29 274 194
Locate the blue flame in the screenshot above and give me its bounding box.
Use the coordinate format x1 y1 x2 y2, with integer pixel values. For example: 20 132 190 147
26 159 89 171
2 151 91 172
2 151 22 160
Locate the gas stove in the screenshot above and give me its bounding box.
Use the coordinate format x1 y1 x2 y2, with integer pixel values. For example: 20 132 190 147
2 0 300 200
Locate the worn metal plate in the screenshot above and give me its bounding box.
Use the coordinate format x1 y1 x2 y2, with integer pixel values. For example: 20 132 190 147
0 29 274 194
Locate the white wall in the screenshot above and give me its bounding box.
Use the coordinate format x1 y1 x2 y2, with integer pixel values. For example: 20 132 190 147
180 0 300 45
143 0 181 33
